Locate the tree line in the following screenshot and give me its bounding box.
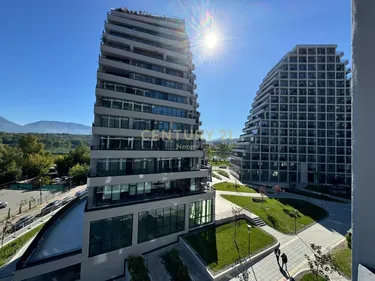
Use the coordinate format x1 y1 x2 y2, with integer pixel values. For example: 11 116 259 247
0 132 91 154
0 134 90 185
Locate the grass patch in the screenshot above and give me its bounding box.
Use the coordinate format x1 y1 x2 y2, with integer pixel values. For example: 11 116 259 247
221 195 327 234
332 243 352 278
208 160 229 167
217 170 230 178
185 220 275 272
0 224 45 266
287 189 346 203
300 273 326 281
213 182 257 193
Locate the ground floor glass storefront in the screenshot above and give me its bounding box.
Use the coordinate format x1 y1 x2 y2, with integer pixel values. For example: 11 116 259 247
189 199 213 228
138 204 185 243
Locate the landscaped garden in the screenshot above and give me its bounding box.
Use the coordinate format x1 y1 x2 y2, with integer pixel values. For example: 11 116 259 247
212 172 222 180
213 182 257 193
221 196 328 234
0 224 45 266
332 242 352 278
185 220 275 272
160 249 191 281
300 272 326 281
208 160 229 167
216 170 230 178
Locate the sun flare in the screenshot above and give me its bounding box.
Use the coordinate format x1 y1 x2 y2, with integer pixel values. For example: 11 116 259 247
205 32 218 49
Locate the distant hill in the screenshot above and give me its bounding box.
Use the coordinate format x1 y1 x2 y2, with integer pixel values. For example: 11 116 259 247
0 116 91 135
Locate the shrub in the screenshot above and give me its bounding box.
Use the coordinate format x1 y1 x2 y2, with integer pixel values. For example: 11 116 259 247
217 170 230 178
212 173 222 180
345 233 352 249
160 249 191 281
127 256 150 281
252 197 263 203
267 214 278 228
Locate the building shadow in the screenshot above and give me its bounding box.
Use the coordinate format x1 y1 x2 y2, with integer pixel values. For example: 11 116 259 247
185 227 218 265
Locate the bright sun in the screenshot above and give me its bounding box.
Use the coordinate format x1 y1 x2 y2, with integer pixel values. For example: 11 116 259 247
205 32 218 49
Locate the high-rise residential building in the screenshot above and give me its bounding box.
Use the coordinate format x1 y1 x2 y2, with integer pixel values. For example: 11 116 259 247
13 9 213 281
231 45 351 186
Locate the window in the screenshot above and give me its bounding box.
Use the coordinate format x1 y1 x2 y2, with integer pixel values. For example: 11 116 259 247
189 199 213 228
138 204 185 243
89 214 133 257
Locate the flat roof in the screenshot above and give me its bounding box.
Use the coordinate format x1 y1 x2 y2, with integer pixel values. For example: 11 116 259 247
29 199 86 263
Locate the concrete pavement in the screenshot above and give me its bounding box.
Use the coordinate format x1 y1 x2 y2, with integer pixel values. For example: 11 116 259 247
214 188 351 281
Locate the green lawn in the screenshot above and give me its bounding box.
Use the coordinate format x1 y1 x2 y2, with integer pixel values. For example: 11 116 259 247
185 220 275 272
287 189 346 203
208 160 229 167
221 195 328 234
213 182 257 193
217 170 230 178
332 244 352 278
0 224 45 266
300 273 326 281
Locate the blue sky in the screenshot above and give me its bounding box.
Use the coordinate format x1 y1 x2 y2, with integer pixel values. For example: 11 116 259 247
0 0 351 139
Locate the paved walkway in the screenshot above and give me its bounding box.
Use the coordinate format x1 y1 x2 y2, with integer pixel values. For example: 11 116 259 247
214 190 351 281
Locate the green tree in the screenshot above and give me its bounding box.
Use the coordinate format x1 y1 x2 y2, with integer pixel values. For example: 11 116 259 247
55 144 90 176
24 153 53 177
39 176 51 186
0 144 23 182
69 163 89 185
19 135 44 156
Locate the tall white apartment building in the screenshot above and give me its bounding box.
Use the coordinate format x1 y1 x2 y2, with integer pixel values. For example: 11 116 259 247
13 9 213 281
231 45 351 186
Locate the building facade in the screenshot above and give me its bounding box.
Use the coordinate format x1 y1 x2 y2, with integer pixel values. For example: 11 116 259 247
231 45 351 186
13 9 213 281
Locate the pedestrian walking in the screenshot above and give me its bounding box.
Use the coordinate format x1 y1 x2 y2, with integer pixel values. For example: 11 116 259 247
274 247 281 265
281 253 288 270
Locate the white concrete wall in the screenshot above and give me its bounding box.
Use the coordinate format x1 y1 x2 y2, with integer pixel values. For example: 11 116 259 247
80 191 215 281
352 0 375 279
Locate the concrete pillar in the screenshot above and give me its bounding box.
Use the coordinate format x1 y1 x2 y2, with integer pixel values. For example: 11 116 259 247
352 0 375 279
132 212 138 246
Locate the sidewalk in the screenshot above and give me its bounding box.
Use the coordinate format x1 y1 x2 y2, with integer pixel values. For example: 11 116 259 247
215 189 350 281
0 184 87 242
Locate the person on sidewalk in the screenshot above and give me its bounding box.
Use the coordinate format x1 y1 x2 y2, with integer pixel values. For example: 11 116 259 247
281 253 288 270
274 247 281 265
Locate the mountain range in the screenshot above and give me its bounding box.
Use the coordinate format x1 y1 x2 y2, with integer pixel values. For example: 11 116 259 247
0 116 91 135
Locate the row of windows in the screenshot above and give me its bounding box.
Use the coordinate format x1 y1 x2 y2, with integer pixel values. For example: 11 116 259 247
89 215 133 257
98 136 195 151
241 171 350 185
250 137 351 146
278 80 347 88
248 154 350 163
272 88 350 96
98 115 191 132
246 161 350 171
251 146 351 154
267 113 351 121
93 178 205 207
262 120 351 129
280 63 346 71
280 72 346 79
109 31 187 64
270 104 351 112
288 56 342 63
189 199 213 228
100 81 188 104
271 96 351 104
132 73 185 90
101 97 188 118
295 47 336 55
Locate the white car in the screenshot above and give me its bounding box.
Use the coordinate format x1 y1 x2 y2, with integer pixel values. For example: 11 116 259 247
0 201 8 209
75 189 88 198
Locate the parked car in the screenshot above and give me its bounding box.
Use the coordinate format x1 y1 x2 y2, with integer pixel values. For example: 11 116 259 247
75 188 88 198
13 215 35 231
41 200 62 215
0 201 8 209
61 196 75 206
219 166 227 169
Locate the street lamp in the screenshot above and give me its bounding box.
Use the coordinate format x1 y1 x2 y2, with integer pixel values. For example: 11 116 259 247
39 179 42 204
247 224 252 257
293 209 298 234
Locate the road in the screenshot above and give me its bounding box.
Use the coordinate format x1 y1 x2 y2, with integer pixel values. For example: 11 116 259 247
0 184 87 237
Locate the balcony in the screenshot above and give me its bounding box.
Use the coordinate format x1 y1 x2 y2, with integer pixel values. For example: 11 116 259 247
90 165 207 178
92 179 213 208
